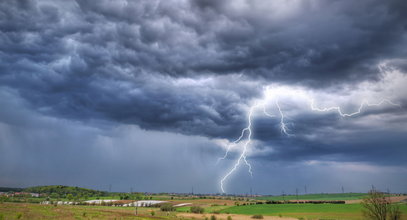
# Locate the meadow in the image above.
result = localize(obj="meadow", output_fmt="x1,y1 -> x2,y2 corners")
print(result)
219,203 -> 407,220
0,202 -> 190,220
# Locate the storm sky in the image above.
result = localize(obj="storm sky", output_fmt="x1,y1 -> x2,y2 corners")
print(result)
1,0 -> 407,194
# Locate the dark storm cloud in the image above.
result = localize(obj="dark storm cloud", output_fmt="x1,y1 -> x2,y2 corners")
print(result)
0,88 -> 225,192
0,0 -> 407,187
1,0 -> 407,138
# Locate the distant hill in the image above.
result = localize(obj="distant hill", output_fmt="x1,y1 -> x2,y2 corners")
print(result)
0,187 -> 24,192
23,185 -> 107,197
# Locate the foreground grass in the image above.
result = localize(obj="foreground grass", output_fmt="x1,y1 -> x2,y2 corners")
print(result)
0,203 -> 192,220
221,203 -> 407,220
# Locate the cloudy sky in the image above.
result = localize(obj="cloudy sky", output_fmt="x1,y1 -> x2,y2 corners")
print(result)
1,0 -> 407,194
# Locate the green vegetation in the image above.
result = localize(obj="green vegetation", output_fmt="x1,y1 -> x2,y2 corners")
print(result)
0,202 -> 194,220
221,203 -> 407,220
0,187 -> 23,192
190,206 -> 205,213
257,192 -> 368,201
24,185 -> 107,198
160,203 -> 176,211
177,205 -> 230,213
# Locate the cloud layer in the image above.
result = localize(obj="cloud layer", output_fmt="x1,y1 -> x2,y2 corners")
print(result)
0,0 -> 406,193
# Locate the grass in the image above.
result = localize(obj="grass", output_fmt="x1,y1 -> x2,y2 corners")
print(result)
0,202 -> 194,220
221,203 -> 407,220
257,193 -> 368,201
177,205 -> 231,213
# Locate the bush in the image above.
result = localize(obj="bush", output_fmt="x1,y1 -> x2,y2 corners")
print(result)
251,214 -> 263,219
190,206 -> 205,214
16,213 -> 23,219
210,215 -> 217,220
160,203 -> 176,211
362,190 -> 401,220
150,211 -> 155,216
227,216 -> 232,220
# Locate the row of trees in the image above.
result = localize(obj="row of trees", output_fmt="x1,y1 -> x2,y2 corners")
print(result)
24,185 -> 107,198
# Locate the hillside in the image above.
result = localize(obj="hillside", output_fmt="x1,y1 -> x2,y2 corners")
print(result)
0,187 -> 24,192
23,185 -> 107,197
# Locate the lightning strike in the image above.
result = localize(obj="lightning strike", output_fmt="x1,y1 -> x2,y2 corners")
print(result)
218,87 -> 400,193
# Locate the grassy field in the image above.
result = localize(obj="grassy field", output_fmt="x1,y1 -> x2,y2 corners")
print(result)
176,205 -> 231,213
0,202 -> 191,220
220,203 -> 407,220
257,193 -> 369,201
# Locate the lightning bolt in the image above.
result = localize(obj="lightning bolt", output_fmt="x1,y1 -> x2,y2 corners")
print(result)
310,99 -> 401,117
218,88 -> 400,193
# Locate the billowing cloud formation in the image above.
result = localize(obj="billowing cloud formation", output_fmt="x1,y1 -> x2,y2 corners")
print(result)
0,0 -> 406,193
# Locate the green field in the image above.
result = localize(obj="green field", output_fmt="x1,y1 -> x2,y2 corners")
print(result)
257,193 -> 368,201
176,205 -> 230,213
220,203 -> 407,220
0,203 -> 189,220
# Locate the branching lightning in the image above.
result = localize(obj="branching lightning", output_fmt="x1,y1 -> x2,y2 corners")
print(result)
310,99 -> 401,117
218,87 -> 400,193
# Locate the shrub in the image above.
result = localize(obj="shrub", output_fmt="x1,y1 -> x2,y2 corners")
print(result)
16,213 -> 23,219
190,206 -> 205,214
362,190 -> 401,220
227,216 -> 232,220
160,203 -> 176,211
251,214 -> 263,219
150,211 -> 155,216
210,215 -> 217,220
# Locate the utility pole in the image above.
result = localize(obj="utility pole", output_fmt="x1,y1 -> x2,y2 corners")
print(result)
296,188 -> 299,203
282,190 -> 285,202
250,187 -> 253,197
304,185 -> 307,194
341,186 -> 344,194
109,184 -> 112,193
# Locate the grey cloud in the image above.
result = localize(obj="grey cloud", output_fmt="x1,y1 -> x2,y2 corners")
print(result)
1,0 -> 407,139
1,0 -> 407,193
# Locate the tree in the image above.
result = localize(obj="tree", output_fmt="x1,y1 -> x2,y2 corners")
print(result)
160,203 -> 176,212
66,194 -> 73,201
362,190 -> 401,220
190,206 -> 205,214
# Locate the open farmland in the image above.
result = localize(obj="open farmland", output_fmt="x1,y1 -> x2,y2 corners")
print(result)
219,203 -> 407,220
257,193 -> 369,201
0,202 -> 185,220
